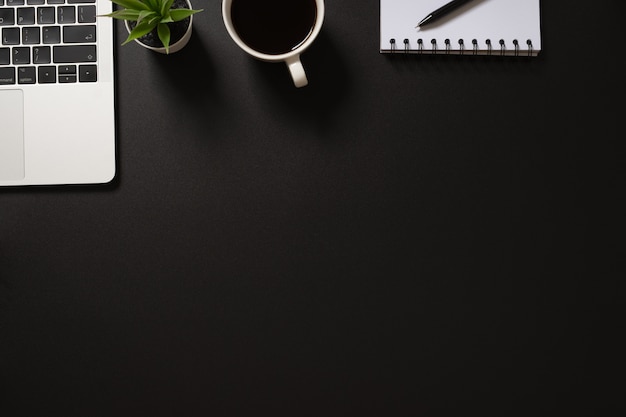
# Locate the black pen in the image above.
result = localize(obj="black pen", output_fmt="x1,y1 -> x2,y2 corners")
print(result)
416,0 -> 476,28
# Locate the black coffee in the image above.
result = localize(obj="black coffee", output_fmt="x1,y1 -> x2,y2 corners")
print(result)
231,0 -> 318,55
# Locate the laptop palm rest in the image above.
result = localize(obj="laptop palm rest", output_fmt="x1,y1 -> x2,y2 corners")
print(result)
0,89 -> 25,181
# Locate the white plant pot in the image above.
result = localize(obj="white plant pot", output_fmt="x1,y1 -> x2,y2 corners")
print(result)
124,0 -> 195,54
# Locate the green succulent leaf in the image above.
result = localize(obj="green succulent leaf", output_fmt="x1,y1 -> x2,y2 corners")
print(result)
160,14 -> 174,24
157,22 -> 171,53
169,8 -> 202,22
137,9 -> 156,24
161,0 -> 175,16
104,9 -> 142,20
147,15 -> 161,26
144,0 -> 161,12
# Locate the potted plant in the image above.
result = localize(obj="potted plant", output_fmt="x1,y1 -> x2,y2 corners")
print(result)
104,0 -> 203,54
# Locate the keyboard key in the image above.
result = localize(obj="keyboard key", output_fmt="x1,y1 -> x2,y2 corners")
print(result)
17,7 -> 35,24
42,25 -> 60,43
57,6 -> 75,24
7,0 -> 26,5
12,46 -> 30,64
0,9 -> 15,26
38,65 -> 55,83
2,27 -> 20,45
63,25 -> 95,43
68,0 -> 95,3
0,46 -> 10,64
27,0 -> 46,4
59,75 -> 76,82
53,44 -> 96,63
77,5 -> 95,23
47,0 -> 65,4
0,66 -> 15,84
22,26 -> 40,44
37,7 -> 55,24
33,45 -> 50,63
79,64 -> 96,82
58,64 -> 75,74
17,66 -> 35,83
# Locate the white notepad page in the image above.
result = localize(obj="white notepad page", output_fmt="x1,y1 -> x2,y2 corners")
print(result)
380,0 -> 542,56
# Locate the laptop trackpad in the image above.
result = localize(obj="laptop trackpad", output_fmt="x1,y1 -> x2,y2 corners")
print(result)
0,90 -> 25,181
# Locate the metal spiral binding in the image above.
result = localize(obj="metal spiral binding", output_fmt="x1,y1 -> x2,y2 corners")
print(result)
387,37 -> 533,56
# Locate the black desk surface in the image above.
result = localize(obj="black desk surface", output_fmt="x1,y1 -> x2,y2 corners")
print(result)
1,1 -> 624,416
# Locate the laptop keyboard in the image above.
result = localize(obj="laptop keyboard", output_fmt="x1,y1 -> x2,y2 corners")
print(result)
0,0 -> 98,85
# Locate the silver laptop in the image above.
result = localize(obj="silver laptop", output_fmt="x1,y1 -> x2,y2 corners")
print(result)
1,0 -> 115,187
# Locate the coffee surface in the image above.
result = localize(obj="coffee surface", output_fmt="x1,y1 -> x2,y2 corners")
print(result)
232,0 -> 317,55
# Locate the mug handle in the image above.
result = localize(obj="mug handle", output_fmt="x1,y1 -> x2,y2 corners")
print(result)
286,55 -> 308,88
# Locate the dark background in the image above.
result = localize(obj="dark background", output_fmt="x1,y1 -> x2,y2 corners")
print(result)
1,1 -> 624,416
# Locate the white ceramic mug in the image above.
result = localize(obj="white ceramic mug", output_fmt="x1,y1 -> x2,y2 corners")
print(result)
222,0 -> 325,88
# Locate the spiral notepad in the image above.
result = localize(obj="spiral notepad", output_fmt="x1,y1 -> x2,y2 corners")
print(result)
380,0 -> 542,56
